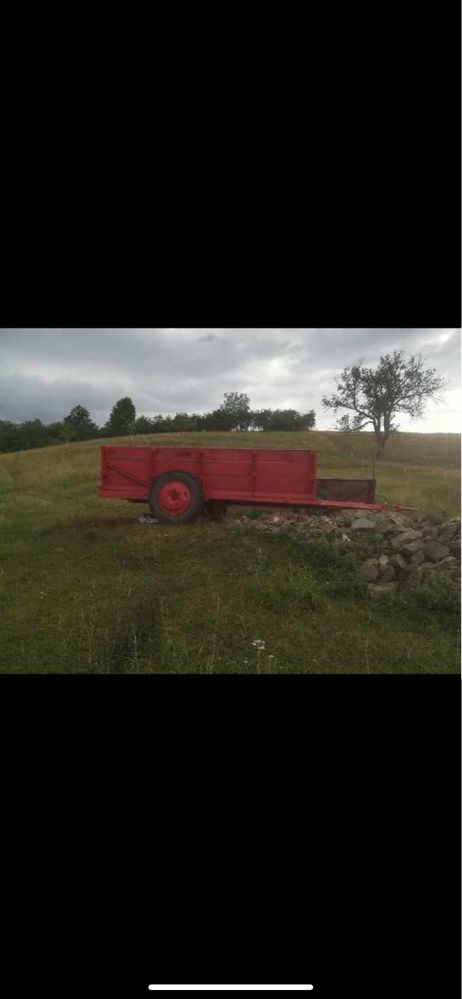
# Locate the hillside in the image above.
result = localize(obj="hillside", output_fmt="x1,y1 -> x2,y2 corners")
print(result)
1,430 -> 460,514
0,431 -> 459,674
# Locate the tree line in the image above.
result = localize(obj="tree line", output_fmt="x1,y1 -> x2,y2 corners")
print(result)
0,351 -> 444,457
0,392 -> 316,454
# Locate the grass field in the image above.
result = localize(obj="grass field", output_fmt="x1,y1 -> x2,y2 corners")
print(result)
0,431 -> 459,674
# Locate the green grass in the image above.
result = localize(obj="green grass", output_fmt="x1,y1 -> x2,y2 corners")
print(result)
0,430 -> 459,673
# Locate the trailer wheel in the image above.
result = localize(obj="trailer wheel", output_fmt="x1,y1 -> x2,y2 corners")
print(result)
149,471 -> 203,524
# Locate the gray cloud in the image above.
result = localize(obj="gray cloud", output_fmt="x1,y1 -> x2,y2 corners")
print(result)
0,328 -> 459,432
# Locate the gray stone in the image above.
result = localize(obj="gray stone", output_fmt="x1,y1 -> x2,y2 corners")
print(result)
436,523 -> 458,544
389,553 -> 411,573
378,555 -> 389,568
390,514 -> 407,525
378,565 -> 396,582
407,567 -> 424,588
319,522 -> 336,534
430,556 -> 460,574
361,560 -> 379,581
449,540 -> 461,557
367,582 -> 399,598
410,548 -> 425,566
390,529 -> 421,550
400,538 -> 425,555
351,518 -> 377,531
375,516 -> 400,534
425,511 -> 445,526
422,526 -> 437,538
386,524 -> 410,536
423,540 -> 450,563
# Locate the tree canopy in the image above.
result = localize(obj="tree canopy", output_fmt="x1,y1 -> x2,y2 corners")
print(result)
322,350 -> 445,457
63,405 -> 98,440
64,405 -> 95,428
105,397 -> 136,436
219,392 -> 252,431
252,408 -> 316,432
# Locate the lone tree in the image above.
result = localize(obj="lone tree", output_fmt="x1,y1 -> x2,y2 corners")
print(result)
322,350 -> 445,458
105,397 -> 136,437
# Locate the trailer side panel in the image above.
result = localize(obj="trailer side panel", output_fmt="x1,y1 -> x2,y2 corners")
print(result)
98,446 -> 318,503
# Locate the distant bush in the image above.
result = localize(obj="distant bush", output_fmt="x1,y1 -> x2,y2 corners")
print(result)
0,418 -> 78,453
251,409 -> 316,432
0,413 -> 101,453
0,421 -> 24,452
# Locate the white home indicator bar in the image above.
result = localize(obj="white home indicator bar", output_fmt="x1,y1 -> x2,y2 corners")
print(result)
148,987 -> 314,992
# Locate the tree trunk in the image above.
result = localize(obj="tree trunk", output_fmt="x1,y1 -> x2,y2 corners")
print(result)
375,432 -> 390,460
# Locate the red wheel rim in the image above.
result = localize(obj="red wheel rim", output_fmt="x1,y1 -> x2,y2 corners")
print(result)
157,480 -> 192,514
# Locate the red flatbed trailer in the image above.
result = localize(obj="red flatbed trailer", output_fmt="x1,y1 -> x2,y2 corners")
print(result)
98,445 -> 413,523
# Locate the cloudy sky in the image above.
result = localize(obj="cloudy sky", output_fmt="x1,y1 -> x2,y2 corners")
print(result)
0,329 -> 459,432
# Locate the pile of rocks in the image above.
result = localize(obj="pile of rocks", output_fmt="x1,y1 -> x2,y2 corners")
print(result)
233,509 -> 359,535
234,507 -> 461,597
359,514 -> 461,597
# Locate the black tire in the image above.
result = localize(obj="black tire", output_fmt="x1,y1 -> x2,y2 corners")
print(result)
149,470 -> 203,524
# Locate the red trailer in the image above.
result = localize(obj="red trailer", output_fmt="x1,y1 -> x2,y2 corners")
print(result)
98,445 -> 411,523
